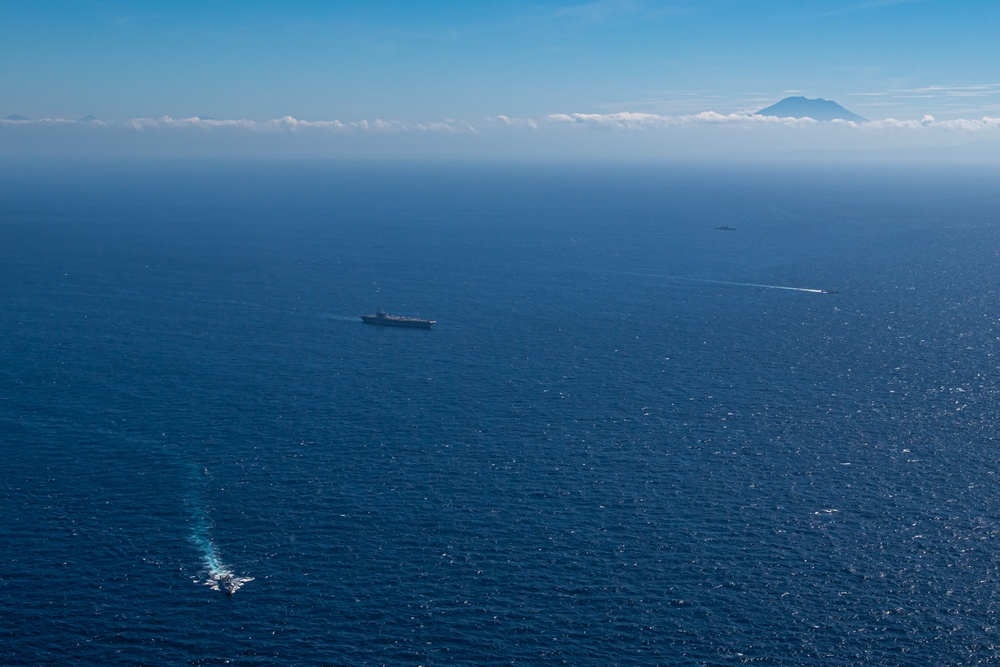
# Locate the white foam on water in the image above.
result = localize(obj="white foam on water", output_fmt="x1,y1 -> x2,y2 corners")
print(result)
186,468 -> 253,595
604,270 -> 830,294
319,313 -> 363,321
704,279 -> 826,294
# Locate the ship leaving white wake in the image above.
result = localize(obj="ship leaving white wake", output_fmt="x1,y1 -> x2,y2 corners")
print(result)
607,270 -> 831,294
686,278 -> 828,293
187,471 -> 253,596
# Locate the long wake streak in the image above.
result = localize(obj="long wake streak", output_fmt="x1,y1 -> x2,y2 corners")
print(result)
681,277 -> 826,293
320,313 -> 362,322
606,270 -> 830,294
186,466 -> 253,596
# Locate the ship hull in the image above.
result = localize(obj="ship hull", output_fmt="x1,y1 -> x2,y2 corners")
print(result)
361,314 -> 434,329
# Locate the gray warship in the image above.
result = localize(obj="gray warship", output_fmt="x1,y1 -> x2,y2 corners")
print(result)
361,306 -> 435,329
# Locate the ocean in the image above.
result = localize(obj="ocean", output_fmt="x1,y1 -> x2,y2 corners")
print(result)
2,160 -> 1000,665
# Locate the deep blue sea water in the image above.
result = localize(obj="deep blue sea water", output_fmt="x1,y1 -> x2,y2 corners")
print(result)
3,160 -> 1000,665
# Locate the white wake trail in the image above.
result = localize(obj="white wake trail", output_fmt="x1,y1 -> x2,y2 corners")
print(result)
187,467 -> 254,596
693,279 -> 827,293
606,270 -> 832,294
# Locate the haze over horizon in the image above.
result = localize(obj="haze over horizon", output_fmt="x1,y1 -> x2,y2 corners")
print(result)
3,1 -> 1000,161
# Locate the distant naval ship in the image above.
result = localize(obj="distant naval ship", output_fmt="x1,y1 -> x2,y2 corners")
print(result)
361,306 -> 435,329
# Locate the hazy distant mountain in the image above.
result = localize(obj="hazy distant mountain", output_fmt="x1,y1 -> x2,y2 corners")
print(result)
5,114 -> 30,121
78,115 -> 100,122
755,97 -> 867,122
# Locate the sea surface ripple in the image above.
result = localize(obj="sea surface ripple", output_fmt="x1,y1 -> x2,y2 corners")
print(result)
2,162 -> 1000,665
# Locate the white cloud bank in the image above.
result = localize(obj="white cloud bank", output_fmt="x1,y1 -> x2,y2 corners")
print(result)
3,111 -> 1000,160
0,115 -> 480,134
546,111 -> 1000,131
548,111 -> 823,127
4,111 -> 1000,132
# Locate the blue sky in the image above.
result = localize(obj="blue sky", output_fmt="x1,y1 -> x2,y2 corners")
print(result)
3,1 -> 1000,159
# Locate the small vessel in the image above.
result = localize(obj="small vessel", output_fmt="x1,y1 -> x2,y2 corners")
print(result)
715,225 -> 736,231
361,306 -> 435,329
218,574 -> 237,596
